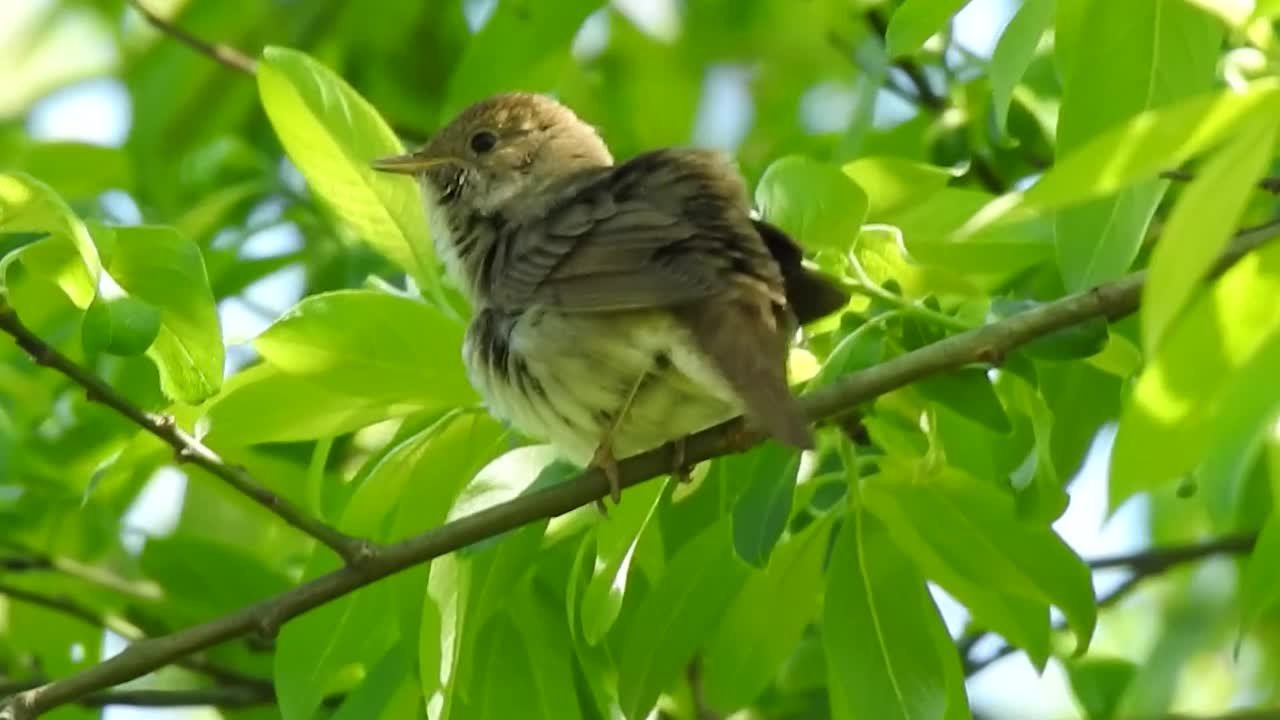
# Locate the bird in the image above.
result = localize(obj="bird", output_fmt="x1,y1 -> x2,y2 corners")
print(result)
372,92 -> 848,504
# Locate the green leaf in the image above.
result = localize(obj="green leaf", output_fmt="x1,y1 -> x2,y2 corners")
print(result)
580,480 -> 664,645
618,517 -> 750,720
425,523 -> 548,719
257,46 -> 432,281
502,586 -> 585,720
140,535 -> 292,623
824,508 -> 970,720
329,646 -> 421,720
455,610 -> 581,720
1111,242 -> 1280,510
275,425 -> 466,720
0,172 -> 100,307
1239,511 -> 1280,640
1025,87 -> 1278,217
204,364 -> 426,446
104,226 -> 223,404
275,413 -> 495,720
1185,0 -> 1255,26
842,157 -> 954,221
729,443 -> 802,567
989,0 -> 1053,136
756,155 -> 868,251
703,516 -> 832,712
81,295 -> 162,356
9,142 -> 131,200
1066,659 -> 1138,720
1142,116 -> 1279,352
887,189 -> 1052,282
1051,0 -> 1223,290
913,368 -> 1011,434
885,0 -> 973,58
863,467 -> 1095,655
441,0 -> 601,117
254,289 -> 472,409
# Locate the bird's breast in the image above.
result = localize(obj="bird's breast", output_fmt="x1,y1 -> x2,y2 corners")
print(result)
463,306 -> 739,465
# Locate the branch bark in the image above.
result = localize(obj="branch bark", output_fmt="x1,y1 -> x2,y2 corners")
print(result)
0,301 -> 370,565
4,219 -> 1277,718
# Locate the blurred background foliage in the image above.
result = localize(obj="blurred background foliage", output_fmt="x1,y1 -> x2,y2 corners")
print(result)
3,0 -> 1280,719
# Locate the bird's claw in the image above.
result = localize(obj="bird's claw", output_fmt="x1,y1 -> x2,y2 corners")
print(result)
591,441 -> 623,508
670,437 -> 694,484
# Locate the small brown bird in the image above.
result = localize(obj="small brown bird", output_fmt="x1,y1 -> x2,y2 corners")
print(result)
373,93 -> 847,503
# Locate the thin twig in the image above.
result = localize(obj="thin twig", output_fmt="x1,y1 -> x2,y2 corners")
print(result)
864,9 -> 944,110
124,0 -> 428,143
1160,169 -> 1280,195
126,0 -> 256,75
0,581 -> 272,692
962,532 -> 1259,676
861,8 -> 1004,192
6,219 -> 1278,719
0,302 -> 370,565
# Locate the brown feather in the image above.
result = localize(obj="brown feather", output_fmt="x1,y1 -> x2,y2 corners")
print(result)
676,292 -> 813,450
753,220 -> 850,324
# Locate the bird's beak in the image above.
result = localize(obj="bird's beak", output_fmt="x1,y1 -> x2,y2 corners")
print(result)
370,152 -> 459,175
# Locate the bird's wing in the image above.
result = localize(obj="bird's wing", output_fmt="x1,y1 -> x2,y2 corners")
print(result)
488,149 -> 787,312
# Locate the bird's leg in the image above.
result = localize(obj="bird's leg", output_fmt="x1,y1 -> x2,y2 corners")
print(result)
591,371 -> 649,508
669,436 -> 694,484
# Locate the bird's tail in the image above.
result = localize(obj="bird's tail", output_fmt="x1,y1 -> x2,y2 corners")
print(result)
678,299 -> 813,450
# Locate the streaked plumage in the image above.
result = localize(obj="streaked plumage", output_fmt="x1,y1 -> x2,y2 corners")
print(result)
373,93 -> 848,499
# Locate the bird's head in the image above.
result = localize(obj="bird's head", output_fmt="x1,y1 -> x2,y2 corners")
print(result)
372,92 -> 613,215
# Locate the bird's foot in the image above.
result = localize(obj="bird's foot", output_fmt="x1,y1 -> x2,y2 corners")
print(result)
590,440 -> 623,512
669,436 -> 694,484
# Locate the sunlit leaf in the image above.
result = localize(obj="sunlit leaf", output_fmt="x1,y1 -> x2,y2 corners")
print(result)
989,0 -> 1053,136
824,509 -> 971,720
1111,242 -> 1280,510
104,225 -> 224,403
885,0 -> 973,57
0,171 -> 100,306
257,46 -> 433,281
1141,115 -> 1278,353
704,516 -> 832,712
757,155 -> 868,251
863,467 -> 1095,655
254,289 -> 471,409
618,517 -> 750,720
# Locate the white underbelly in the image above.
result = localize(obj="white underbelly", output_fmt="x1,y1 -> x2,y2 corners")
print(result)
464,307 -> 739,465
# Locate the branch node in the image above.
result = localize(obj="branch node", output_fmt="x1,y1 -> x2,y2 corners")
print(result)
975,347 -> 1005,366
174,447 -> 198,464
148,413 -> 177,432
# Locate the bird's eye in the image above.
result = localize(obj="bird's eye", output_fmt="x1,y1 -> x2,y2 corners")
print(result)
469,131 -> 498,154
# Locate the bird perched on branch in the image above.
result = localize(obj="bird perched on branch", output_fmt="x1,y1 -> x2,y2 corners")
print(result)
373,92 -> 848,504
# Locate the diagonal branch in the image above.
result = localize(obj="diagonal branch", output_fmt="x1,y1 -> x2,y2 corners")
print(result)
962,532 -> 1259,676
0,303 -> 370,565
125,0 -> 428,143
126,0 -> 256,75
0,580 -> 272,693
5,219 -> 1280,719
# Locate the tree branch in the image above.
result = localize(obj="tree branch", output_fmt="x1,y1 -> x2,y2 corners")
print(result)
962,532 -> 1259,676
126,0 -> 256,75
0,300 -> 371,565
0,679 -> 273,710
0,580 -> 272,693
125,0 -> 428,144
5,220 -> 1280,718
